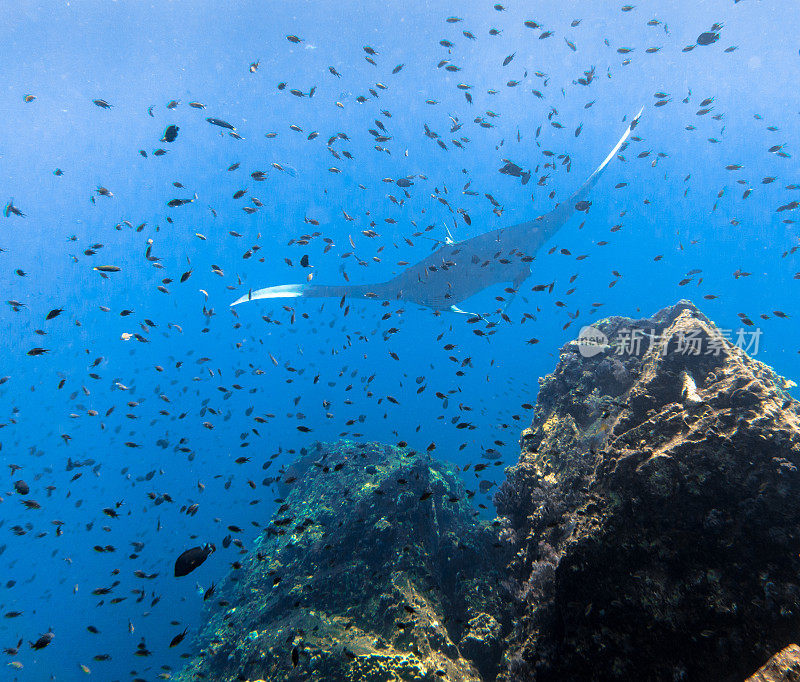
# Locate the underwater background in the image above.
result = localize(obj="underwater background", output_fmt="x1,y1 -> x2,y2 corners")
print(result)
2,0 -> 800,679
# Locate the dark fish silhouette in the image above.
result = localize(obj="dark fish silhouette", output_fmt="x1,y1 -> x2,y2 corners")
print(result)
169,627 -> 188,647
206,117 -> 235,130
4,198 -> 25,218
161,125 -> 179,142
174,543 -> 215,577
232,109 -> 642,313
30,629 -> 54,650
697,31 -> 719,46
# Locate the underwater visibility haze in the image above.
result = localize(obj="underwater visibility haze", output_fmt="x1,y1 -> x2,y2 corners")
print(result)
2,0 -> 800,680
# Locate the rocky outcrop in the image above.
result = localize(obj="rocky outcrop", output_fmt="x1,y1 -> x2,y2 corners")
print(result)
746,644 -> 800,682
176,301 -> 800,682
175,441 -> 507,682
495,300 -> 800,681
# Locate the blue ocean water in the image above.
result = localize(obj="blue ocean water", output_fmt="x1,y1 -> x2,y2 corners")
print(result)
1,0 -> 799,678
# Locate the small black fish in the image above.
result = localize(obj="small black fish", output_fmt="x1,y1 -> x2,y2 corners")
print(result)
174,544 -> 215,577
169,627 -> 188,647
167,194 -> 197,207
697,31 -> 719,46
4,199 -> 25,218
206,117 -> 235,131
30,630 -> 54,650
161,125 -> 179,143
13,480 -> 29,495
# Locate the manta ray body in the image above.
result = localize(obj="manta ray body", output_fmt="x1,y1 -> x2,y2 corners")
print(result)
232,110 -> 642,313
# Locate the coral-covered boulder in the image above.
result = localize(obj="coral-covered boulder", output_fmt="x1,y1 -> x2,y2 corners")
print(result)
175,441 -> 507,682
495,301 -> 800,681
746,644 -> 800,682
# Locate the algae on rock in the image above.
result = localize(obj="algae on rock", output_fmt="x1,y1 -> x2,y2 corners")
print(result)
175,440 -> 507,682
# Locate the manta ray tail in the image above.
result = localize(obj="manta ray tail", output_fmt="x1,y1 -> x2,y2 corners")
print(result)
556,106 -> 645,223
510,107 -> 644,245
508,107 -> 644,249
231,282 -> 377,307
578,106 -> 644,198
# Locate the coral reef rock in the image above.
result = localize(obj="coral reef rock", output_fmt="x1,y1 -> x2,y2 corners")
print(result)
746,644 -> 800,682
495,300 -> 800,681
175,441 -> 507,682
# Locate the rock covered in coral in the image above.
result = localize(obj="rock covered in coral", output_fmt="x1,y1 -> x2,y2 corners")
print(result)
458,612 -> 501,664
173,301 -> 800,682
746,644 -> 800,682
495,300 -> 800,681
175,440 -> 507,682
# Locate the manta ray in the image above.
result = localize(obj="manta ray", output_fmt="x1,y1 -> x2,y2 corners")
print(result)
232,109 -> 642,313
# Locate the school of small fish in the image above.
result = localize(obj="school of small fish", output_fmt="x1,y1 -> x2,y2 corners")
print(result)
1,1 -> 798,680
